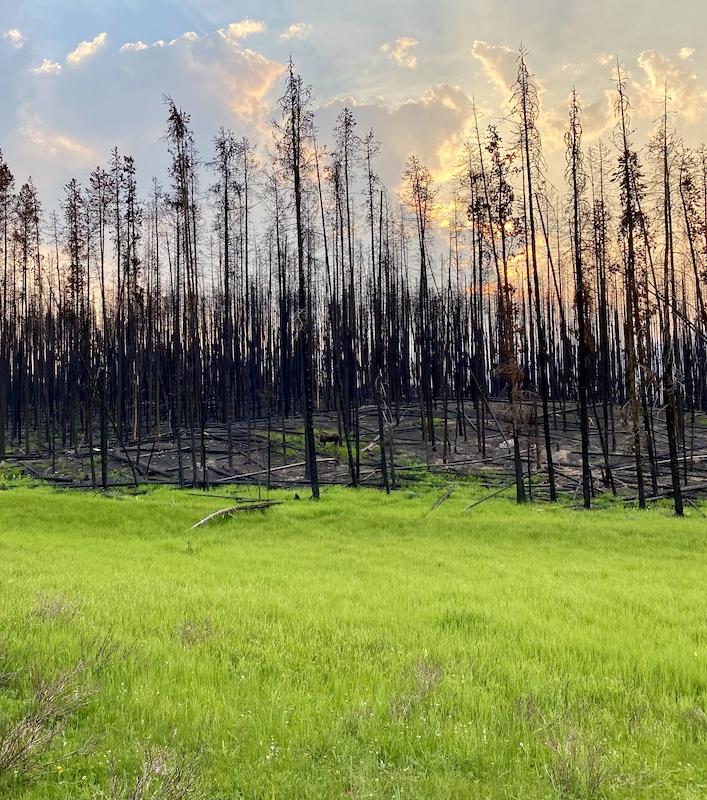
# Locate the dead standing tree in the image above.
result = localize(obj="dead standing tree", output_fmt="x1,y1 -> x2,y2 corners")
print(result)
402,155 -> 438,456
211,128 -> 237,467
514,50 -> 557,501
478,122 -> 527,503
566,90 -> 593,508
654,95 -> 684,515
614,65 -> 647,508
276,62 -> 320,499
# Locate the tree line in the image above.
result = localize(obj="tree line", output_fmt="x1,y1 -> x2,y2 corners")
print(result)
1,54 -> 706,514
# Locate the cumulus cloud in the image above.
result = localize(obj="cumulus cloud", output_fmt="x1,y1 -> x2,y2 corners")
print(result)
111,27 -> 284,124
634,49 -> 707,123
119,41 -> 149,54
168,31 -> 199,46
381,37 -> 419,69
67,32 -> 108,65
470,41 -> 611,152
280,23 -> 313,41
318,84 -> 478,190
218,19 -> 265,42
33,58 -> 62,75
471,40 -> 518,99
3,28 -> 25,49
678,47 -> 695,60
2,22 -> 286,198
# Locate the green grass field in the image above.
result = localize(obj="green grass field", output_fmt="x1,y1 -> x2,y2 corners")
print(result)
1,483 -> 706,798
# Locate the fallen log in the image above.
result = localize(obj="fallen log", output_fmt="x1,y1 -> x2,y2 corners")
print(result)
190,500 -> 283,529
462,480 -> 516,512
214,457 -> 337,483
430,485 -> 455,511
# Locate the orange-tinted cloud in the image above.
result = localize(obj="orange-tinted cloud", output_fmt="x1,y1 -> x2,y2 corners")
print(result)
381,37 -> 419,69
280,23 -> 313,41
66,32 -> 107,65
471,40 -> 518,101
634,49 -> 707,123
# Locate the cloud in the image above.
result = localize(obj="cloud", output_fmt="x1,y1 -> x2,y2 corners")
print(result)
22,126 -> 94,161
580,91 -> 615,138
678,47 -> 695,60
2,22 -> 285,198
66,32 -> 108,65
120,41 -> 149,54
318,84 -> 477,190
381,37 -> 419,69
280,23 -> 313,41
470,42 -> 611,154
168,31 -> 199,46
218,20 -> 266,42
3,28 -> 25,49
540,90 -> 614,152
17,106 -> 95,166
112,27 -> 284,123
471,40 -> 518,100
33,58 -> 62,75
561,63 -> 584,76
634,49 -> 707,123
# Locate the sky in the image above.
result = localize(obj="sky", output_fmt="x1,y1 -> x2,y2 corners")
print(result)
1,0 -> 705,202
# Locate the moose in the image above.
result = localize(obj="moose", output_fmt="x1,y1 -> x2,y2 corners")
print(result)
319,431 -> 342,446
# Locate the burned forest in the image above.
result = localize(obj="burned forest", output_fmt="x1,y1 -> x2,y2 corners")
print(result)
1,55 -> 707,514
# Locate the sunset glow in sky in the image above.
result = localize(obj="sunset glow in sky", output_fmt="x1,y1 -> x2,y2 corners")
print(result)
1,0 -> 705,199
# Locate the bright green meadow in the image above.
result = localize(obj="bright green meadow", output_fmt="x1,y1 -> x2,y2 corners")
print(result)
1,483 -> 706,798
